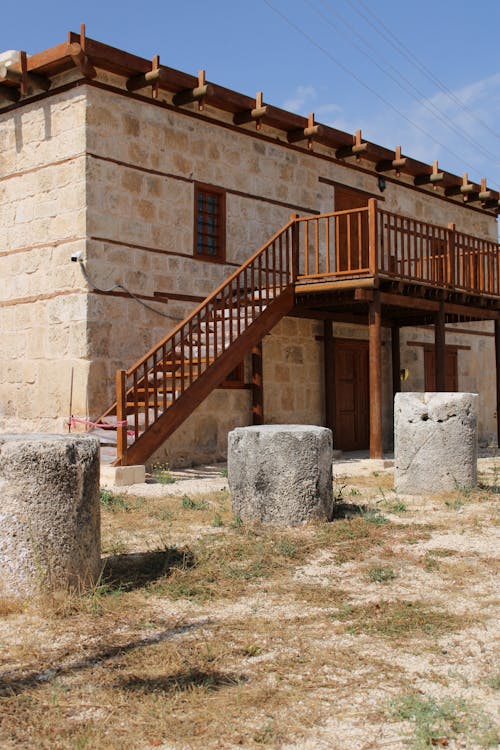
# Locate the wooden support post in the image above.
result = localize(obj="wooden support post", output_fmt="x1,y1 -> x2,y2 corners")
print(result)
414,160 -> 444,187
287,112 -> 322,148
369,292 -> 383,458
445,172 -> 475,198
335,128 -> 368,159
151,54 -> 160,99
290,214 -> 300,281
116,369 -> 128,465
251,343 -> 264,425
323,321 -> 335,432
233,91 -> 267,128
376,145 -> 407,175
172,71 -> 213,109
434,302 -> 446,392
391,325 -> 400,400
447,223 -> 456,287
494,320 -> 500,449
368,198 -> 378,276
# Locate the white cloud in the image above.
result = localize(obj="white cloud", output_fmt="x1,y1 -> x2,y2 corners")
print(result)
282,84 -> 317,113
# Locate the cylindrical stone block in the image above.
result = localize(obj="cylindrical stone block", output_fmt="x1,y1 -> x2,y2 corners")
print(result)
394,392 -> 478,494
0,434 -> 101,596
228,425 -> 333,525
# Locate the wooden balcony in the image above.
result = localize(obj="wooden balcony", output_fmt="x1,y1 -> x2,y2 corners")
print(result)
290,201 -> 500,460
293,200 -> 500,304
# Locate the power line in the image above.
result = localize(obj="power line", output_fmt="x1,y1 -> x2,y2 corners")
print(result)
309,0 -> 500,166
346,0 -> 500,141
262,0 -> 494,182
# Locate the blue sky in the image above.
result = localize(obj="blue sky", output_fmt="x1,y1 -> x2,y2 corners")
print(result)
2,0 -> 499,187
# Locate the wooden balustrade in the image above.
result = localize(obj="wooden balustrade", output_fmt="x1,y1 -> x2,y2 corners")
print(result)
295,206 -> 371,279
295,203 -> 499,297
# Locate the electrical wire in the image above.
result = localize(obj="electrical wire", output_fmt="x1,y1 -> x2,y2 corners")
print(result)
262,0 -> 490,181
307,0 -> 500,167
77,259 -> 182,320
346,0 -> 500,141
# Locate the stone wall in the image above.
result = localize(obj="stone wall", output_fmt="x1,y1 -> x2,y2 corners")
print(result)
0,90 -> 88,433
263,317 -> 324,426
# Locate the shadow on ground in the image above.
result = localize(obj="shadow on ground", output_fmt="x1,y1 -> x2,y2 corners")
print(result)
116,668 -> 246,694
102,547 -> 196,591
0,621 -> 211,698
331,502 -> 369,519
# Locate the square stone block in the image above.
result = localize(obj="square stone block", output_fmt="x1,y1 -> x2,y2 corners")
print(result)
100,464 -> 145,487
228,425 -> 333,525
394,392 -> 478,494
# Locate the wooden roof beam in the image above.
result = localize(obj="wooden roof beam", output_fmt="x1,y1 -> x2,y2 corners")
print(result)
172,70 -> 213,110
376,145 -> 407,175
336,129 -> 368,159
414,160 -> 444,187
444,172 -> 478,200
479,177 -> 495,202
233,91 -> 268,129
126,54 -> 162,96
0,51 -> 50,99
482,190 -> 500,211
287,112 -> 323,149
0,84 -> 20,103
67,42 -> 97,78
0,64 -> 50,92
356,288 -> 440,312
67,25 -> 96,79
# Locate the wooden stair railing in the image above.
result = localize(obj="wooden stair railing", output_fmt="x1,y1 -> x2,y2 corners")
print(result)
95,219 -> 297,466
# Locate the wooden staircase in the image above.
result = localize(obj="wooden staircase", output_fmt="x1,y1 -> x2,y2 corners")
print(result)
91,220 -> 297,466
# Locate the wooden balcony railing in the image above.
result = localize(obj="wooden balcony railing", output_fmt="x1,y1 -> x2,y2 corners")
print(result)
295,200 -> 500,297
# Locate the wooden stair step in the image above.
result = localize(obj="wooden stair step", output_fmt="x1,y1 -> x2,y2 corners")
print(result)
126,402 -> 173,409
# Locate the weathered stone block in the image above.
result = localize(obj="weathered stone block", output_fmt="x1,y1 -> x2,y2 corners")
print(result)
0,434 -> 101,596
394,392 -> 478,494
101,464 -> 145,487
228,425 -> 333,525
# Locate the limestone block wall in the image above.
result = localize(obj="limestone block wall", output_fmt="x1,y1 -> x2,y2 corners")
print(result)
263,317 -> 324,426
147,388 -> 253,468
0,90 -> 88,433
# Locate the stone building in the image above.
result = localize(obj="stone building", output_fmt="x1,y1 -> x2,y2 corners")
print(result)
1,30 -> 499,468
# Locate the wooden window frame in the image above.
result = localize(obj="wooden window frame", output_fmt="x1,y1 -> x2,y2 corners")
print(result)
193,182 -> 226,263
220,361 -> 249,389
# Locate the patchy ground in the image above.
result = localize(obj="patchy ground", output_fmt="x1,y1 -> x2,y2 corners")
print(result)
0,460 -> 499,750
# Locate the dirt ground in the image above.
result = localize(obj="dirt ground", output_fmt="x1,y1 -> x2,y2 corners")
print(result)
0,458 -> 498,750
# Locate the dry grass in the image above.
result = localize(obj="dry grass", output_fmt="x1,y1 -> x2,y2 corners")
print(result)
0,469 -> 498,749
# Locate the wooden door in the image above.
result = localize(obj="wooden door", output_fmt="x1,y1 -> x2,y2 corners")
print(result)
334,338 -> 370,451
424,347 -> 458,391
334,185 -> 369,272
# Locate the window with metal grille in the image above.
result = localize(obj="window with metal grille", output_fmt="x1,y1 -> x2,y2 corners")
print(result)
194,183 -> 226,261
